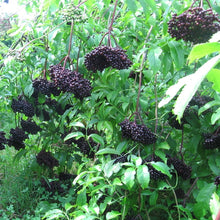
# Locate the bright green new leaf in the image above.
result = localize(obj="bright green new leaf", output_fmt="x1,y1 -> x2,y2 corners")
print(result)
210,192 -> 220,220
76,189 -> 87,206
89,134 -> 105,146
188,42 -> 220,65
206,68 -> 220,93
122,167 -> 136,189
43,209 -> 65,220
148,47 -> 162,73
126,0 -> 137,13
69,121 -> 85,128
137,165 -> 150,189
64,132 -> 84,142
211,107 -> 220,124
106,211 -> 121,220
198,100 -> 220,115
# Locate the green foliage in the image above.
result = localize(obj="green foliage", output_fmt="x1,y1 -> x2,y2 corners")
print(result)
0,0 -> 220,219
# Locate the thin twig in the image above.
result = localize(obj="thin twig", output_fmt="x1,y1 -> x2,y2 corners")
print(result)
182,177 -> 198,207
153,73 -> 158,154
166,179 -> 181,220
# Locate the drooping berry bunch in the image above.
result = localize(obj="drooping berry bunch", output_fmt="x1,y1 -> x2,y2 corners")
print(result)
58,172 -> 76,181
143,155 -> 168,180
167,155 -> 192,180
168,112 -> 186,130
0,131 -> 7,150
36,149 -> 59,169
32,78 -> 61,97
112,153 -> 128,164
168,7 -> 220,44
11,97 -> 35,117
189,95 -> 213,107
119,119 -> 157,145
40,178 -> 64,195
203,132 -> 220,149
49,64 -> 92,99
21,119 -> 42,134
84,46 -> 132,73
214,176 -> 220,187
8,127 -> 29,150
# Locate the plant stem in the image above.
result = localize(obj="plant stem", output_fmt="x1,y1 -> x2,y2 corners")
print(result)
179,128 -> 184,161
166,179 -> 181,220
153,72 -> 158,154
182,177 -> 198,207
135,26 -> 153,120
108,0 -> 118,46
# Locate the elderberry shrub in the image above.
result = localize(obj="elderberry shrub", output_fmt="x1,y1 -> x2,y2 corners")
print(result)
11,98 -> 35,117
203,132 -> 220,149
167,155 -> 191,180
36,149 -> 59,169
49,64 -> 92,100
143,155 -> 167,180
112,153 -> 128,164
0,131 -> 7,150
8,127 -> 28,150
119,119 -> 157,145
21,119 -> 42,134
168,7 -> 220,44
84,46 -> 132,73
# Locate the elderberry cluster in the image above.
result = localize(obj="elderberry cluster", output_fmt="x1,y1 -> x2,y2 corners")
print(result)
11,98 -> 35,117
21,119 -> 42,134
40,178 -> 64,195
189,95 -> 213,107
203,132 -> 220,149
84,46 -> 132,73
119,119 -> 157,145
8,127 -> 29,150
0,131 -> 7,150
49,64 -> 92,100
168,7 -> 220,44
36,149 -> 59,169
143,155 -> 167,180
32,78 -> 61,97
215,176 -> 220,187
167,155 -> 192,180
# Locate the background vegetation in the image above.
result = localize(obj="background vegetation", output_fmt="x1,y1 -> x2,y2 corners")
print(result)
0,0 -> 220,219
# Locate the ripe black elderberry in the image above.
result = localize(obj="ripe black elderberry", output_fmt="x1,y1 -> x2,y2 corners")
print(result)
84,46 -> 132,73
214,176 -> 220,187
36,149 -> 59,169
21,119 -> 42,134
168,7 -> 220,44
8,127 -> 28,150
32,78 -> 61,97
40,178 -> 64,195
11,98 -> 35,117
112,154 -> 128,164
119,119 -> 157,145
167,156 -> 191,180
49,64 -> 92,99
203,132 -> 220,149
0,131 -> 7,150
143,155 -> 167,180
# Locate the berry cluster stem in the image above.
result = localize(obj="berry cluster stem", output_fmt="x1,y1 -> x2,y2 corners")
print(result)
135,26 -> 153,121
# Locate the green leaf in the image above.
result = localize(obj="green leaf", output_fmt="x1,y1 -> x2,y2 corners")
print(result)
69,121 -> 85,128
173,54 -> 220,121
206,68 -> 220,93
168,41 -> 184,70
64,132 -> 84,142
148,47 -> 162,73
150,162 -> 171,178
122,167 -> 136,189
89,134 -> 104,146
211,107 -> 220,124
156,142 -> 170,150
76,189 -> 87,206
188,42 -> 220,65
208,155 -> 220,175
126,0 -> 137,13
106,211 -> 121,220
196,183 -> 215,205
210,192 -> 220,220
24,84 -> 34,97
43,209 -> 65,220
198,100 -> 220,115
149,191 -> 158,206
137,165 -> 150,189
96,148 -> 119,155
